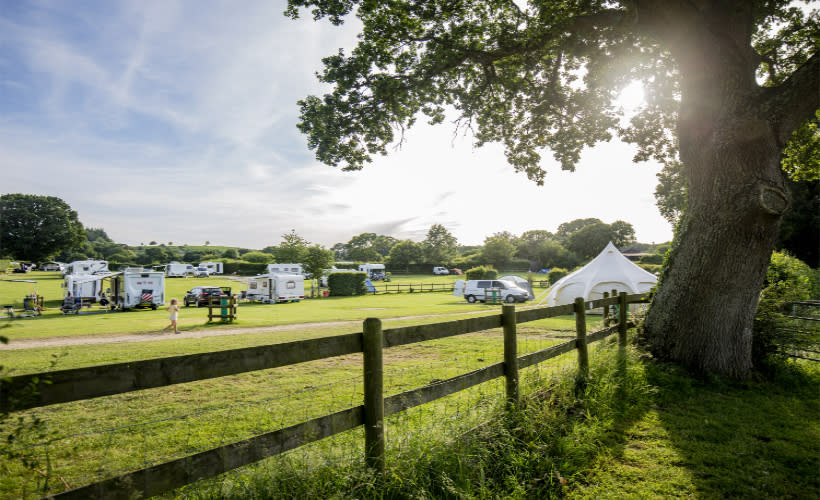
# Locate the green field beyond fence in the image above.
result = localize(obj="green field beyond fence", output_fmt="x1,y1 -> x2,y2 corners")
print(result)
1,292 -> 643,498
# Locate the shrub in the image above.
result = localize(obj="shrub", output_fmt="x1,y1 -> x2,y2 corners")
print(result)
638,253 -> 665,265
328,272 -> 368,296
753,251 -> 817,367
547,268 -> 568,283
222,262 -> 267,275
465,266 -> 498,280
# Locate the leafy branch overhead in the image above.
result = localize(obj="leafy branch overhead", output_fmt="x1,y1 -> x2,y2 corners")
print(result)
286,1 -> 818,184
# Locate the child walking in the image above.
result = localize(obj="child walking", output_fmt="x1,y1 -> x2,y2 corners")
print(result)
163,298 -> 180,334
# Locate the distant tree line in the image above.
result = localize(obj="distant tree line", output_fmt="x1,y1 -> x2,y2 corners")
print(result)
4,192 -> 813,282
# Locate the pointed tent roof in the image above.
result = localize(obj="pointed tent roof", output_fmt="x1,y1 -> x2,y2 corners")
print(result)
545,242 -> 658,306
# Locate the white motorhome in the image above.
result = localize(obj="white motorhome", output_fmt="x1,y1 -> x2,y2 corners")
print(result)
65,260 -> 109,275
358,263 -> 386,280
266,263 -> 303,275
166,262 -> 194,277
199,262 -> 223,275
453,279 -> 530,304
62,273 -> 110,304
244,273 -> 304,304
40,262 -> 64,272
109,270 -> 165,310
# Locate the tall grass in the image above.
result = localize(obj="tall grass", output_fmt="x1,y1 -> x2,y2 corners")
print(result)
176,339 -> 819,499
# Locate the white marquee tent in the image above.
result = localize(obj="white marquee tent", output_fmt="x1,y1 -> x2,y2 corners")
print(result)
545,242 -> 658,306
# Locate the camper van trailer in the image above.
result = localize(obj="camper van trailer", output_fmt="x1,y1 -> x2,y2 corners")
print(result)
199,262 -> 223,275
40,262 -> 64,272
65,260 -> 109,275
110,270 -> 165,310
358,263 -> 386,280
265,263 -> 303,275
166,262 -> 194,277
244,273 -> 304,304
63,273 -> 109,304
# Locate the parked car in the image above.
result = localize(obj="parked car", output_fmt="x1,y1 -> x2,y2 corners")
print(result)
433,266 -> 449,275
193,266 -> 210,277
184,286 -> 227,307
455,279 -> 530,304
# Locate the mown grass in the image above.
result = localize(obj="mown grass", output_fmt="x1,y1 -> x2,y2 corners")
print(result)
0,317 -> 580,497
0,273 -> 540,340
171,341 -> 819,500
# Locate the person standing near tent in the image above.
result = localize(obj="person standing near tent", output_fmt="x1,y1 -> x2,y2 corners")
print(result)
162,298 -> 180,334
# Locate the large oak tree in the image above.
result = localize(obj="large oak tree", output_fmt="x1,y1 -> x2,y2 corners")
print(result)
287,0 -> 819,378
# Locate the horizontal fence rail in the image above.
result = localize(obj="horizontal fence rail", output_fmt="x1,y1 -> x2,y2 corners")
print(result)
1,293 -> 648,499
777,301 -> 820,362
373,283 -> 454,293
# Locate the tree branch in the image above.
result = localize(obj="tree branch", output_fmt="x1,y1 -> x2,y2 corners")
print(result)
764,51 -> 820,147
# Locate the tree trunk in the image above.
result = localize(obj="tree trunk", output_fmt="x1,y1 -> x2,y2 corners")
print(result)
642,140 -> 787,379
642,5 -> 790,379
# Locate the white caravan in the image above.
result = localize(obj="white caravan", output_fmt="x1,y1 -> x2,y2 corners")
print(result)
266,263 -> 303,275
244,273 -> 304,304
199,262 -> 224,275
109,269 -> 165,310
166,262 -> 194,277
40,261 -> 64,272
65,260 -> 109,275
358,263 -> 386,280
62,273 -> 111,304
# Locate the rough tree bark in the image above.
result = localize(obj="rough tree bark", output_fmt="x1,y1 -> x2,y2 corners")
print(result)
641,3 -> 819,378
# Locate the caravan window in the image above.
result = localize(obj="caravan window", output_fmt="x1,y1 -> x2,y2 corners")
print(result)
262,281 -> 268,288
249,282 -> 257,290
287,280 -> 296,289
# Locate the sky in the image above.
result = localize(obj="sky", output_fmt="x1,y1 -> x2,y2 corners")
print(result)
0,0 -> 674,249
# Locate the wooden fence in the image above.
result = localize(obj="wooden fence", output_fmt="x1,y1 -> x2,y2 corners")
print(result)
305,280 -> 552,296
0,292 -> 646,499
371,282 -> 454,293
779,300 -> 820,362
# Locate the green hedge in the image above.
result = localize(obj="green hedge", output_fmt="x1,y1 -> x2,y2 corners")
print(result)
638,253 -> 665,265
465,266 -> 499,280
222,262 -> 268,275
328,272 -> 368,296
547,268 -> 569,283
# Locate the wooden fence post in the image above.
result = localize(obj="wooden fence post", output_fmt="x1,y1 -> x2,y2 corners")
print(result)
363,318 -> 385,472
502,304 -> 519,407
602,291 -> 610,326
618,292 -> 628,347
574,297 -> 589,383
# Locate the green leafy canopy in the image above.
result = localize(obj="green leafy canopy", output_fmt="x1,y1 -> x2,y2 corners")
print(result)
286,1 -> 818,184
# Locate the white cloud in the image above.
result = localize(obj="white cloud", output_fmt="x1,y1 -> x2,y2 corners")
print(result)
0,1 -> 673,251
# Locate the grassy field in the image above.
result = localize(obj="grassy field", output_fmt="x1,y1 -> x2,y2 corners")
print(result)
1,303 -> 816,498
0,272 -> 543,341
7,270 -> 812,499
0,313 -> 582,498
175,348 -> 820,500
